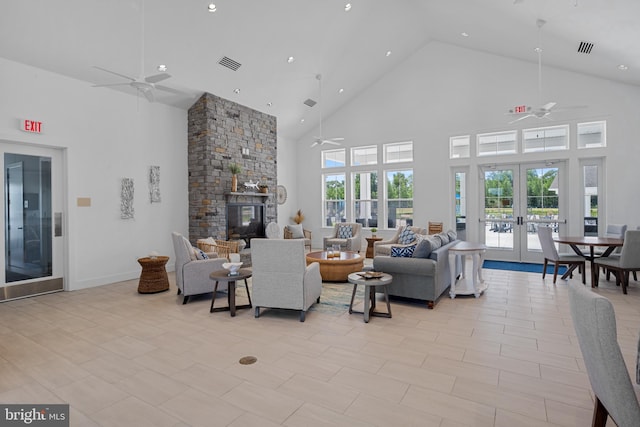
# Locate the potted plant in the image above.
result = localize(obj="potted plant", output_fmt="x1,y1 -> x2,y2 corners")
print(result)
229,163 -> 242,192
371,227 -> 377,237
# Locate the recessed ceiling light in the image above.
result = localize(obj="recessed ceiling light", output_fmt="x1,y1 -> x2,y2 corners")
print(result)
233,88 -> 240,94
618,64 -> 628,70
266,102 -> 273,107
287,56 -> 295,63
345,3 -> 352,12
385,50 -> 392,57
338,88 -> 344,94
300,118 -> 305,124
157,64 -> 167,72
461,32 -> 469,37
208,3 -> 217,13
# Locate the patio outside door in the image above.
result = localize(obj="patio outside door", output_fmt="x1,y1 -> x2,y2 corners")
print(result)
480,162 -> 566,263
1,142 -> 65,301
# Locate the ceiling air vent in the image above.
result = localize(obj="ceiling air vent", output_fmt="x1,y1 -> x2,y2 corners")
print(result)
218,56 -> 242,71
304,98 -> 317,107
577,41 -> 594,54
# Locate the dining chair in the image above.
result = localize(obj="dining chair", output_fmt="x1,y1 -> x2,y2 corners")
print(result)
568,282 -> 640,427
537,226 -> 585,284
428,221 -> 443,235
594,230 -> 640,294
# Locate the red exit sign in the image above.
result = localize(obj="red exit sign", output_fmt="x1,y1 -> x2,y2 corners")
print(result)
514,105 -> 527,114
21,119 -> 43,133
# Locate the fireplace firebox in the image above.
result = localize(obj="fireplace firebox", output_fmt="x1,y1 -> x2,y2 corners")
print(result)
226,203 -> 265,248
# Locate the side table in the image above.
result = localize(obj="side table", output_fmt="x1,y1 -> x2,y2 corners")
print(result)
347,272 -> 393,323
448,242 -> 488,299
137,256 -> 170,294
365,237 -> 383,258
209,269 -> 252,317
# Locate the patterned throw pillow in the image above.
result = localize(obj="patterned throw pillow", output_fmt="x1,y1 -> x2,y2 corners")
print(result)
398,226 -> 416,245
391,244 -> 416,257
195,249 -> 209,260
337,224 -> 353,239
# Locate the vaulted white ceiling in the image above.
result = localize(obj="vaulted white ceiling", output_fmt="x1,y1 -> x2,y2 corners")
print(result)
1,0 -> 638,140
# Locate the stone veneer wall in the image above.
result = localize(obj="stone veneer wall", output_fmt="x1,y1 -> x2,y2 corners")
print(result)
187,93 -> 277,242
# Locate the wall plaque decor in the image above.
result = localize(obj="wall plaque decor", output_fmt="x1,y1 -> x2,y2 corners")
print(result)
149,165 -> 161,203
121,178 -> 135,219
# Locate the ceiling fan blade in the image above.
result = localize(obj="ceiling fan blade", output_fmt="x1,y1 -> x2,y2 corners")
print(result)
509,114 -> 534,124
145,73 -> 171,84
310,141 -> 319,148
323,140 -> 341,146
327,137 -> 344,142
155,84 -> 182,94
540,102 -> 557,111
92,83 -> 131,88
93,66 -> 135,82
141,89 -> 155,102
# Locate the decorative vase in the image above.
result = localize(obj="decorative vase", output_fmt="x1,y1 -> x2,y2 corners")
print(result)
231,174 -> 238,192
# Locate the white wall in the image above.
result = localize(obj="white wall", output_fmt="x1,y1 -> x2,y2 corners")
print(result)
0,57 -> 188,290
295,41 -> 640,245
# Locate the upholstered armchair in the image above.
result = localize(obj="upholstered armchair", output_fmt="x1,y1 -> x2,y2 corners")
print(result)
251,239 -> 322,322
284,224 -> 312,251
171,232 -> 226,304
373,225 -> 427,256
323,222 -> 362,253
568,282 -> 640,426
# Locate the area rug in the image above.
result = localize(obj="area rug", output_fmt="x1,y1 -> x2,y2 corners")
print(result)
309,282 -> 364,316
482,260 -> 566,275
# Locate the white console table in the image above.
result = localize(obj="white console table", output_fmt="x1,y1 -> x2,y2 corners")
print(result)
449,241 -> 488,299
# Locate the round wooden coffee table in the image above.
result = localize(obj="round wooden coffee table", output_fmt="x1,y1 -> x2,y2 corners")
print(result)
305,251 -> 364,282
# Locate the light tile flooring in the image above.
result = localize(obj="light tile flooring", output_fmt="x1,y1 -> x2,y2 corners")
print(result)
1,265 -> 639,426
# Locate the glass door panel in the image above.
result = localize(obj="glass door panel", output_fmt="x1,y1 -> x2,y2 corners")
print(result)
1,142 -> 64,301
480,162 -> 565,263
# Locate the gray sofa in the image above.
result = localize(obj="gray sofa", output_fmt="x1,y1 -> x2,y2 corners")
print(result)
373,238 -> 462,309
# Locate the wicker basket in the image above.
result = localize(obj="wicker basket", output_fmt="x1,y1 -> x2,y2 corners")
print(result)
196,239 -> 240,260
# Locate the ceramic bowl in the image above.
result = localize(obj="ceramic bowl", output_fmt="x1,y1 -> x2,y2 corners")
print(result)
222,262 -> 243,274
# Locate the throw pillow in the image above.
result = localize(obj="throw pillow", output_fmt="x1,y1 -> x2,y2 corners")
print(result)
337,224 -> 353,239
447,229 -> 458,242
195,249 -> 209,260
412,238 -> 432,258
183,237 -> 197,261
437,232 -> 450,244
398,226 -> 416,245
287,224 -> 305,239
391,244 -> 416,258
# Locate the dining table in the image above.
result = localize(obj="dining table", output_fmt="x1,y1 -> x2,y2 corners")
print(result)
553,236 -> 624,287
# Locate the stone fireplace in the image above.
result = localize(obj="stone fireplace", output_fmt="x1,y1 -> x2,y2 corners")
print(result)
187,93 -> 277,244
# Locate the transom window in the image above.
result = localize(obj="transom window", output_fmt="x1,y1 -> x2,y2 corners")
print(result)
477,131 -> 517,156
351,146 -> 377,166
522,125 -> 568,153
577,121 -> 606,149
450,135 -> 470,159
322,149 -> 346,168
384,142 -> 413,163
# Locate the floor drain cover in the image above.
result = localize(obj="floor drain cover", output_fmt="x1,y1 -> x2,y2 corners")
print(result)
239,356 -> 257,365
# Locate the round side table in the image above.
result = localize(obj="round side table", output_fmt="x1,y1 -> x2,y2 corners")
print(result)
209,268 -> 252,317
137,256 -> 170,294
347,272 -> 393,323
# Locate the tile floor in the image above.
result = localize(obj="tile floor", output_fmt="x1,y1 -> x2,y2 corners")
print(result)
1,265 -> 639,426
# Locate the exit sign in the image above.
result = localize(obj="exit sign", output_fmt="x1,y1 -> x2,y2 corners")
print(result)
21,119 -> 43,133
514,105 -> 527,114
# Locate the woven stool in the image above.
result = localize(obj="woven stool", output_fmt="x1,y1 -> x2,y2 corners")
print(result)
137,256 -> 170,294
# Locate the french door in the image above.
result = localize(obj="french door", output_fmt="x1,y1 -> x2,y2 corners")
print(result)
480,161 -> 566,262
1,142 -> 65,301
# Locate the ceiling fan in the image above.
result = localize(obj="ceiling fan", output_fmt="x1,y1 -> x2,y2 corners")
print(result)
92,0 -> 180,102
506,19 -> 585,124
310,74 -> 344,147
